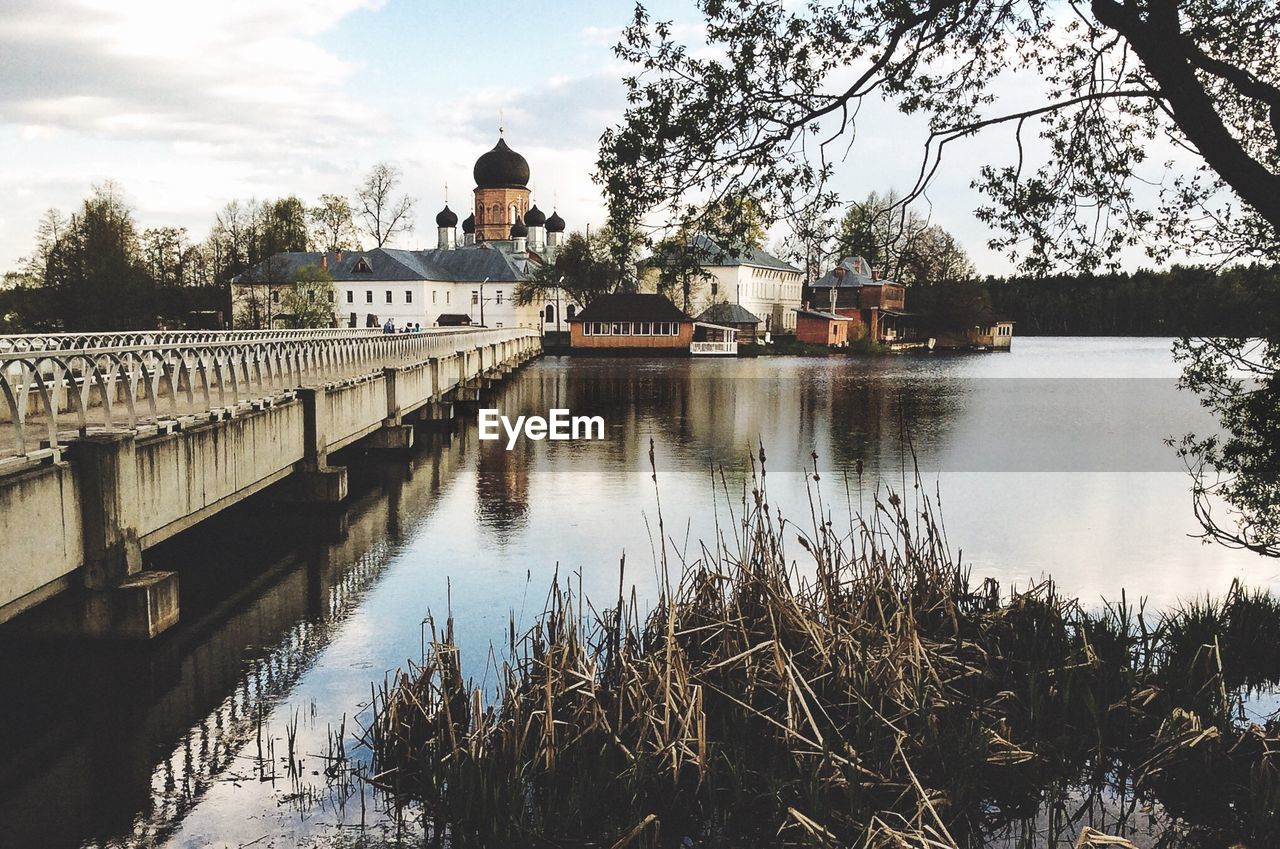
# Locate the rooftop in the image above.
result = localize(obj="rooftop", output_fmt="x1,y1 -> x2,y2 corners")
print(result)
231,245 -> 531,285
811,256 -> 880,289
689,234 -> 802,274
695,302 -> 762,325
796,308 -> 853,321
570,293 -> 690,323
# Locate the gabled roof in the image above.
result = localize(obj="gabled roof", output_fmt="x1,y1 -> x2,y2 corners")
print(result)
570,293 -> 690,323
695,302 -> 761,325
811,256 -> 880,289
690,234 -> 801,274
231,245 -> 530,285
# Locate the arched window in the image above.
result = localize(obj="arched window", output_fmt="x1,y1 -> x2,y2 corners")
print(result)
476,206 -> 484,224
566,304 -> 576,319
544,304 -> 555,323
490,204 -> 500,224
510,204 -> 518,224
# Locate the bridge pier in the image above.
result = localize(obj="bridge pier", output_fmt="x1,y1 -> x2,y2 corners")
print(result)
288,387 -> 349,504
366,366 -> 415,451
21,434 -> 181,640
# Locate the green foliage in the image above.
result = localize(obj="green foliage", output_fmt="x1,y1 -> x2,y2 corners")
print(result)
834,191 -> 974,285
647,236 -> 715,312
598,0 -> 1280,273
310,193 -> 358,252
283,264 -> 336,328
1174,332 -> 1280,557
516,228 -> 638,309
42,182 -> 155,330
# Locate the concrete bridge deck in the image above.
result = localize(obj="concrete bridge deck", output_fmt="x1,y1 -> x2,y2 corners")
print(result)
0,327 -> 541,637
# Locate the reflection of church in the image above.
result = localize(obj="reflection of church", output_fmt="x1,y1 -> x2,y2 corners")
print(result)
231,130 -> 579,331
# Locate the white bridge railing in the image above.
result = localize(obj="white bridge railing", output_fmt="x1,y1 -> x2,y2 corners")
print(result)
690,341 -> 738,355
0,328 -> 388,354
0,327 -> 535,463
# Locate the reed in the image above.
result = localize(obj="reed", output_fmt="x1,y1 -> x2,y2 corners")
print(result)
364,449 -> 1280,848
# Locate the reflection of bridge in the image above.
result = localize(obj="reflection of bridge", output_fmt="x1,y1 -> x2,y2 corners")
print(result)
0,328 -> 540,636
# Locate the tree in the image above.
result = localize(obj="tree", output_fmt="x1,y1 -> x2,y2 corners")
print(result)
140,226 -> 192,287
647,236 -> 715,312
832,191 -> 973,285
262,196 -> 310,256
599,2 -> 1280,272
283,264 -> 336,328
44,182 -> 153,330
697,191 -> 769,252
310,194 -> 358,252
515,231 -> 620,309
22,207 -> 68,283
356,162 -> 415,248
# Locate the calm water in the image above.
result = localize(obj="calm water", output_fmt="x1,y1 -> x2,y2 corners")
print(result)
1,338 -> 1276,848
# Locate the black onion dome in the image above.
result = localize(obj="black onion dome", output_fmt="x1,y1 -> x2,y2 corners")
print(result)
523,204 -> 546,227
510,217 -> 529,238
435,204 -> 458,227
545,210 -> 565,233
473,137 -> 530,189
462,213 -> 475,234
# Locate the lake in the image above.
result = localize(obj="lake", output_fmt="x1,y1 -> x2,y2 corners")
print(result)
1,337 -> 1275,848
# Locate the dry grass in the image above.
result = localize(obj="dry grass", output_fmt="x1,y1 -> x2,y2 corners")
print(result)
363,446 -> 1280,848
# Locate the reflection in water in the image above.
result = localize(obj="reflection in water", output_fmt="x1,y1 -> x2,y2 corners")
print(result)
0,341 -> 1272,848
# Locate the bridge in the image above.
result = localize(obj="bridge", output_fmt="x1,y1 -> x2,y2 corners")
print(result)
0,327 -> 540,638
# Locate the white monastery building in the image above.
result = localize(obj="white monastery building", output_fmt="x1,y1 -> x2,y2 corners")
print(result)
231,132 -> 577,331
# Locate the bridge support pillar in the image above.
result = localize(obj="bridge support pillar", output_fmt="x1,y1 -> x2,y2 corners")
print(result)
369,422 -> 415,450
414,401 -> 455,430
41,433 -> 182,640
288,386 -> 348,503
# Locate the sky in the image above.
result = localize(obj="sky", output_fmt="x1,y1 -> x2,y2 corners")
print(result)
0,0 -> 1133,276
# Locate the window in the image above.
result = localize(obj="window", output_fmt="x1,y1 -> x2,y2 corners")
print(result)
349,312 -> 357,327
354,258 -> 372,273
346,290 -> 353,303
496,291 -> 503,305
271,290 -> 280,304
385,290 -> 392,304
671,322 -> 680,336
365,291 -> 373,304
639,322 -> 650,335
406,290 -> 413,303
612,322 -> 626,335
472,291 -> 479,305
307,290 -> 316,301
446,291 -> 450,303
593,321 -> 607,335
545,305 -> 554,323
583,322 -> 592,335
327,291 -> 333,303
432,290 -> 437,304
711,281 -> 718,296
566,304 -> 576,319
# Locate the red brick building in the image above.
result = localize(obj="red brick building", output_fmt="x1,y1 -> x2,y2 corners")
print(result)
795,309 -> 853,346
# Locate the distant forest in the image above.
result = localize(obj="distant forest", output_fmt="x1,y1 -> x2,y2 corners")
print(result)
908,263 -> 1278,337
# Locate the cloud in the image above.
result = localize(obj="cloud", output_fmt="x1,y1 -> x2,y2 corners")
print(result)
0,0 -> 382,144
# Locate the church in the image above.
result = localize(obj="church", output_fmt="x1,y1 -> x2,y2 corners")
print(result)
230,132 -> 577,331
